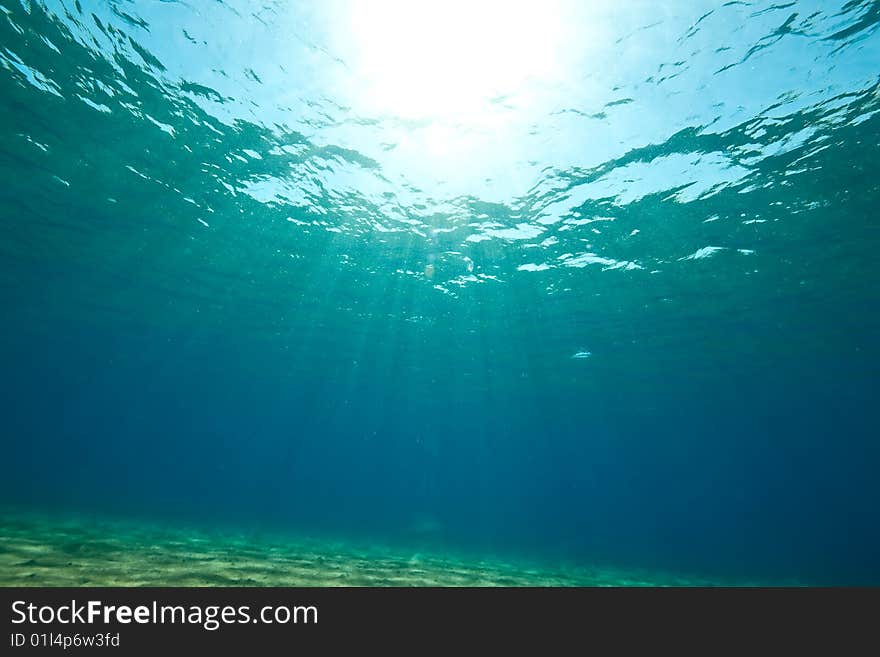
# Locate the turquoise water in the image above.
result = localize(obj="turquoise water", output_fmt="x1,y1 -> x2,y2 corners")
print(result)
1,1 -> 878,585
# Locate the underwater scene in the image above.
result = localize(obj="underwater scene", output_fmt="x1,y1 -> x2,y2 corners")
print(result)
1,0 -> 878,587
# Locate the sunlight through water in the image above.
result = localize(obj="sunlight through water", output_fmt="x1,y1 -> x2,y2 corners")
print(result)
344,0 -> 569,121
1,0 -> 879,585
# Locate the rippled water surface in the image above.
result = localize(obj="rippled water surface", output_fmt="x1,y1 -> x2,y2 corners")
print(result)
1,1 -> 879,584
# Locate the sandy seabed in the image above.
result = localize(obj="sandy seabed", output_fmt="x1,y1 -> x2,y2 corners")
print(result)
0,510 -> 730,587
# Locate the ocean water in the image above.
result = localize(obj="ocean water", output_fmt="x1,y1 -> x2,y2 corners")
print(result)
1,0 -> 878,586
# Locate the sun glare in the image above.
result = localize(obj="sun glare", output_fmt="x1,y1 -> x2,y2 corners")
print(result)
346,0 -> 566,122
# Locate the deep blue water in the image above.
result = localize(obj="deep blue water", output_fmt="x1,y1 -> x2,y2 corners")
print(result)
1,0 -> 879,584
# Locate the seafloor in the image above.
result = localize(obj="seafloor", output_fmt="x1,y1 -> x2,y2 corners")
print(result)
0,509 -> 734,586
